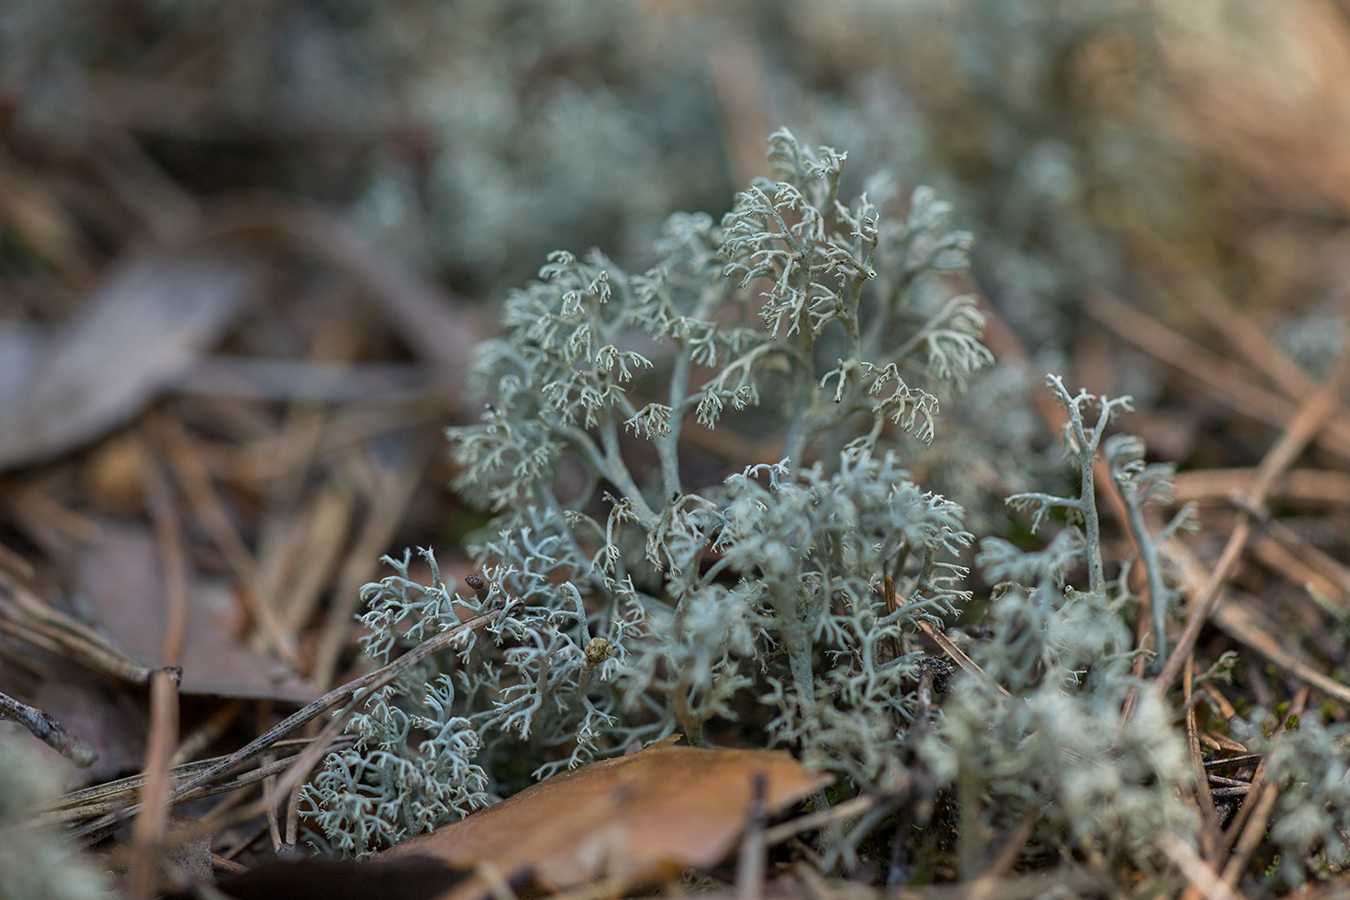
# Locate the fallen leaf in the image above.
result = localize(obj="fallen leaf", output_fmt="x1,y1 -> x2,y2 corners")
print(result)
0,249 -> 255,470
76,522 -> 315,701
379,736 -> 829,896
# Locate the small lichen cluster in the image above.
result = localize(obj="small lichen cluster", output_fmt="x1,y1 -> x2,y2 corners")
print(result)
301,553 -> 492,855
302,129 -> 1350,894
1239,713 -> 1350,888
920,378 -> 1198,879
304,128 -> 991,852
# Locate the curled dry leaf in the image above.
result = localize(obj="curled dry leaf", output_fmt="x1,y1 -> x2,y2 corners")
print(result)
379,736 -> 829,896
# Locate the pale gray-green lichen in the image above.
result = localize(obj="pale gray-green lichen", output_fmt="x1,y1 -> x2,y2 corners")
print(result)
0,737 -> 108,900
302,132 -> 1350,898
303,129 -> 989,855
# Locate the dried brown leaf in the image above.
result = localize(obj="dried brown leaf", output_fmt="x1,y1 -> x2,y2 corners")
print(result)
77,523 -> 314,701
381,736 -> 829,896
0,249 -> 255,470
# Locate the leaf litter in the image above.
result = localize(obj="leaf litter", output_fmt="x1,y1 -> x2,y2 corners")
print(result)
380,736 -> 829,898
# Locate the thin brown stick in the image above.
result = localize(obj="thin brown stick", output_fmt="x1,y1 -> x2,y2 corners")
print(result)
74,600 -> 506,846
126,441 -> 191,899
762,795 -> 876,846
176,602 -> 504,801
151,414 -> 300,667
883,574 -> 904,662
211,854 -> 248,875
172,698 -> 246,767
126,669 -> 181,900
735,772 -> 768,900
311,439 -> 433,689
1120,589 -> 1152,724
1160,837 -> 1249,900
1173,468 -> 1350,507
1140,250 -> 1316,402
277,487 -> 353,633
0,571 -> 155,684
259,322 -> 356,640
891,567 -> 1011,699
1214,688 -> 1308,877
0,541 -> 36,580
1160,530 -> 1350,706
0,691 -> 97,767
1248,539 -> 1343,611
915,619 -> 1012,700
1155,341 -> 1350,693
1234,495 -> 1350,605
1201,684 -> 1239,722
204,691 -> 361,835
263,752 -> 283,852
4,479 -> 102,543
143,437 -> 189,669
43,740 -> 323,822
1186,657 -> 1222,861
285,777 -> 302,847
1087,291 -> 1350,461
705,22 -> 772,188
184,196 -> 481,412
